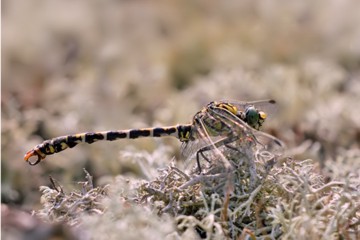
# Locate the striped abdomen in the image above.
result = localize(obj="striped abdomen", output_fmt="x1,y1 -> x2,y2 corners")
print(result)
24,125 -> 192,165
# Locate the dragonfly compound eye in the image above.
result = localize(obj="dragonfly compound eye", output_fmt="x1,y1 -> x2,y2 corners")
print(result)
245,106 -> 260,129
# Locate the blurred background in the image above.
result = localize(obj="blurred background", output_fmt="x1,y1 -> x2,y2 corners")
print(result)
2,0 -> 360,224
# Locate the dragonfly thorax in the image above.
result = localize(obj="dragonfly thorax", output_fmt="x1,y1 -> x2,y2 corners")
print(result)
215,102 -> 238,115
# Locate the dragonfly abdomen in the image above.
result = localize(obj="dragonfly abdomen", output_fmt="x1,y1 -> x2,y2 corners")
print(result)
24,124 -> 193,165
106,125 -> 192,140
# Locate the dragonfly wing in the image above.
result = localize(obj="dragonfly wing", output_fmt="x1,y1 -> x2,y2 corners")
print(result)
252,131 -> 285,156
180,133 -> 224,160
222,99 -> 278,118
206,104 -> 284,156
180,113 -> 234,172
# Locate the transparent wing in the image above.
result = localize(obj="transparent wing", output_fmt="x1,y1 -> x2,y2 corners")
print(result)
205,104 -> 285,156
220,99 -> 278,118
180,111 -> 237,172
213,99 -> 284,152
180,100 -> 284,173
252,131 -> 285,156
180,125 -> 227,159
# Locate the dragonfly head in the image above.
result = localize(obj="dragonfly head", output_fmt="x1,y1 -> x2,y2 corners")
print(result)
241,106 -> 267,130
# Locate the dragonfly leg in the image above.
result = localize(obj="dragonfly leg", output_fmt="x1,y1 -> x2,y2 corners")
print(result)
195,135 -> 240,173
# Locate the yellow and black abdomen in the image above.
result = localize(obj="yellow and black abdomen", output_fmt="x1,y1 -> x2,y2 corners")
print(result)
24,124 -> 193,165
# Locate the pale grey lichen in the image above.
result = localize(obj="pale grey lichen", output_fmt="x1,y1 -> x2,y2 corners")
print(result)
35,141 -> 359,239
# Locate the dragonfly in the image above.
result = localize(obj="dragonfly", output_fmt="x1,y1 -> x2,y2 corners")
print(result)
24,99 -> 284,172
